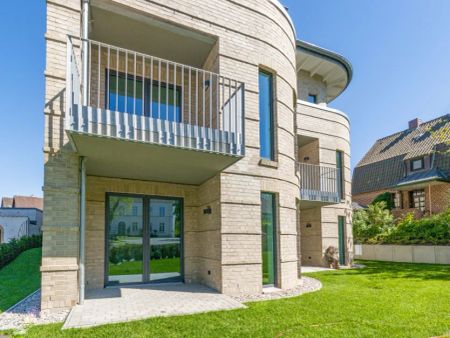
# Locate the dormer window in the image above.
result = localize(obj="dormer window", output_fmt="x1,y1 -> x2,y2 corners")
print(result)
307,94 -> 317,104
410,157 -> 425,171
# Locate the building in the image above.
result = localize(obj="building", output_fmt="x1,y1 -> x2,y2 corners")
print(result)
0,196 -> 43,243
353,115 -> 450,218
42,0 -> 353,310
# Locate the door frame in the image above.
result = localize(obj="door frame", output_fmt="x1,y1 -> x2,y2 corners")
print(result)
104,192 -> 184,287
338,216 -> 346,266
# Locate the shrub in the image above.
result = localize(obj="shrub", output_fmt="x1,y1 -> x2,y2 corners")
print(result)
0,235 -> 42,269
353,206 -> 450,245
372,192 -> 395,210
353,202 -> 394,243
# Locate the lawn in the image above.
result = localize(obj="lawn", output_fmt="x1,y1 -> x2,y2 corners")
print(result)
20,260 -> 449,337
109,257 -> 180,275
0,248 -> 42,312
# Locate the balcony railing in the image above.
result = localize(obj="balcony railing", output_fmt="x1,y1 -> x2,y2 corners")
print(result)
65,36 -> 245,156
298,163 -> 340,203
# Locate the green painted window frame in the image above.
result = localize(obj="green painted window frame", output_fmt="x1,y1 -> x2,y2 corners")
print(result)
261,192 -> 277,286
338,216 -> 346,266
259,70 -> 275,161
336,150 -> 345,200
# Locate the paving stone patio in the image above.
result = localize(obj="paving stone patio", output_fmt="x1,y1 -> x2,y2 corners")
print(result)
63,283 -> 246,329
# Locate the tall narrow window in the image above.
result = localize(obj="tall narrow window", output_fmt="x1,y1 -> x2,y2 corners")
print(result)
261,192 -> 277,286
336,151 -> 345,200
259,70 -> 275,160
307,94 -> 317,104
338,216 -> 346,266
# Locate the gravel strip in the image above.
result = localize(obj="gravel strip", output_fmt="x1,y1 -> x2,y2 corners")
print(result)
232,276 -> 322,303
0,290 -> 69,331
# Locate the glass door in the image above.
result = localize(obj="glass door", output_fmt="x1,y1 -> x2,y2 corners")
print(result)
338,216 -> 346,266
148,198 -> 182,283
107,195 -> 144,285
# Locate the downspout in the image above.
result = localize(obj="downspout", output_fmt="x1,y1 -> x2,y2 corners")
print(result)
82,0 -> 90,106
79,157 -> 87,304
78,0 -> 90,306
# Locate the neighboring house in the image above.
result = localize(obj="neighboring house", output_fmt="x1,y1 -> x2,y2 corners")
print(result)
41,0 -> 353,310
353,115 -> 450,218
0,196 -> 43,243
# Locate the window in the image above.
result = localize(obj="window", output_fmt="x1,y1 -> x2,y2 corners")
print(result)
410,158 -> 425,171
261,192 -> 277,286
338,216 -> 346,266
336,151 -> 345,200
159,223 -> 165,232
132,206 -> 138,216
159,207 -> 165,217
259,70 -> 275,160
108,70 -> 181,122
394,192 -> 403,209
132,222 -> 138,232
409,189 -> 425,211
307,94 -> 317,104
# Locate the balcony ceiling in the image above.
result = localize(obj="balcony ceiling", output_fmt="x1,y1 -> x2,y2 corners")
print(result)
296,40 -> 352,103
69,132 -> 241,185
89,1 -> 217,68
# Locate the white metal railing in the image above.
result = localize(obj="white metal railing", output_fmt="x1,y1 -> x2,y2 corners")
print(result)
298,162 -> 341,203
66,36 -> 245,156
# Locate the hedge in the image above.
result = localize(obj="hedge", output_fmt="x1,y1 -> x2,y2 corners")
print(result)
0,235 -> 42,269
354,207 -> 450,245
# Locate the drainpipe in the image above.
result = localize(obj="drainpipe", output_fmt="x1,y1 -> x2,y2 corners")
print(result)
81,0 -> 90,106
79,157 -> 87,304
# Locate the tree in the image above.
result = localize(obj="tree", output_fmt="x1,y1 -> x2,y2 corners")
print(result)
372,192 -> 395,210
352,201 -> 394,244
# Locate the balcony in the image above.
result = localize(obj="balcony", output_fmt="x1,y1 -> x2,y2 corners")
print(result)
65,37 -> 245,185
298,163 -> 341,208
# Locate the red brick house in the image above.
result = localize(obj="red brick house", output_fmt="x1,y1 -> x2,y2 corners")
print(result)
353,115 -> 450,218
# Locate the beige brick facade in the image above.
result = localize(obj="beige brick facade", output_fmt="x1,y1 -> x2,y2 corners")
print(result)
42,0 -> 352,309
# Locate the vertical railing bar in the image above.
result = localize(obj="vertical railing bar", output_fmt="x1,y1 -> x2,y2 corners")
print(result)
158,59 -> 161,119
97,44 -> 100,108
174,63 -> 177,122
133,52 -> 137,115
116,48 -> 119,112
202,71 -> 206,129
150,57 -> 153,118
142,55 -> 145,116
195,69 -> 198,127
228,78 -> 232,149
181,65 -> 184,123
234,80 -> 238,151
189,69 -> 192,126
209,73 -> 212,131
166,61 -> 169,121
216,75 -> 219,131
125,50 -> 128,113
88,40 -> 91,106
106,46 -> 110,110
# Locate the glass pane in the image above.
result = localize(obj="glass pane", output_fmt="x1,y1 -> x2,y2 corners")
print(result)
261,193 -> 276,286
108,72 -> 144,115
148,198 -> 182,282
336,151 -> 344,199
150,84 -> 181,122
108,196 -> 144,284
259,71 -> 274,160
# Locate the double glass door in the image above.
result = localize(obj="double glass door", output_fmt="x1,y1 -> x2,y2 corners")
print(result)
106,194 -> 182,285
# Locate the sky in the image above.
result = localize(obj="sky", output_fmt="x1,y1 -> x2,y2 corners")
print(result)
0,1 -> 450,198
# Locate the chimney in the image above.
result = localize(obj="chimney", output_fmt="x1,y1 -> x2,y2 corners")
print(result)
408,118 -> 422,129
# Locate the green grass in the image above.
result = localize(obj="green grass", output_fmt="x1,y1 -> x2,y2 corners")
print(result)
0,248 -> 42,313
19,261 -> 450,337
109,257 -> 180,275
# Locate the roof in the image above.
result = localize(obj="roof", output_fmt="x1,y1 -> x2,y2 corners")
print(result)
396,168 -> 448,187
296,40 -> 353,102
353,114 -> 450,195
1,197 -> 13,208
11,196 -> 43,210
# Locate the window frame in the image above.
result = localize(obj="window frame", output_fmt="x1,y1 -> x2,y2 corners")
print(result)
258,69 -> 276,161
336,150 -> 345,200
261,192 -> 278,287
106,69 -> 182,122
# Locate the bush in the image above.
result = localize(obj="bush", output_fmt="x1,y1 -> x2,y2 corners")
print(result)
372,192 -> 395,210
353,202 -> 394,243
353,206 -> 450,245
0,235 -> 42,269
